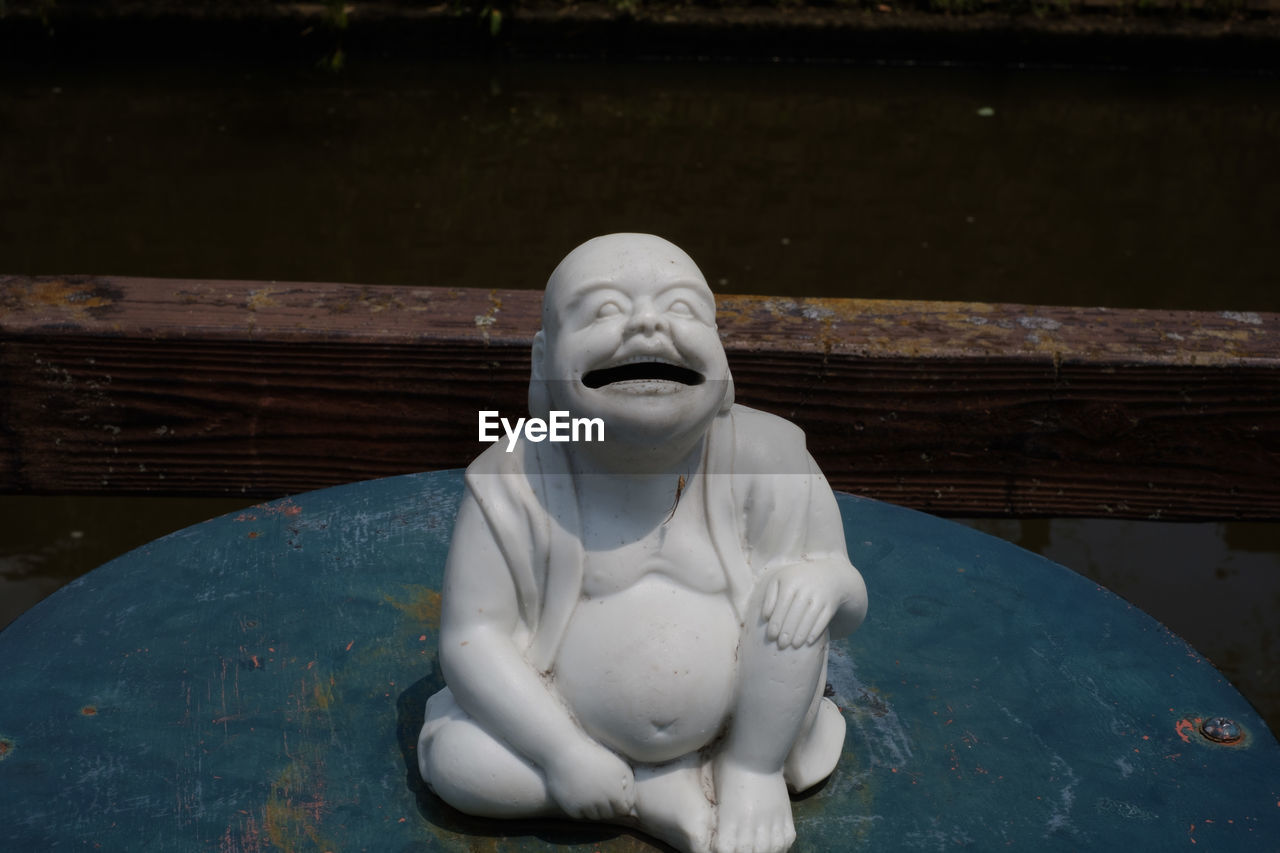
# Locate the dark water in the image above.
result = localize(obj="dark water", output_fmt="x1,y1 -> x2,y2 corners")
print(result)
3,58 -> 1279,310
1,56 -> 1277,731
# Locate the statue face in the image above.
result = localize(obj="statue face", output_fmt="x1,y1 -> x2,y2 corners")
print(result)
539,235 -> 731,448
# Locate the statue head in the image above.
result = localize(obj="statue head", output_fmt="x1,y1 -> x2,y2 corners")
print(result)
530,234 -> 734,457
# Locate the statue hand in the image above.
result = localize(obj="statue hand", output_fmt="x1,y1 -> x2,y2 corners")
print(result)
760,562 -> 853,650
544,739 -> 636,821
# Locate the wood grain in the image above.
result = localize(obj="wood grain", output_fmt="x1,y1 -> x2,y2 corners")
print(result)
3,274 -> 1277,519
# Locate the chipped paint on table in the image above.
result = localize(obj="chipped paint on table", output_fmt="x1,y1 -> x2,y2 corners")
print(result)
0,470 -> 1276,851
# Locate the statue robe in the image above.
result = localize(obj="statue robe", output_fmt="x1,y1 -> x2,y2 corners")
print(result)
422,402 -> 855,739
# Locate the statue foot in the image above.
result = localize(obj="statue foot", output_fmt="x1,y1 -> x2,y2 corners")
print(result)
710,760 -> 795,853
783,697 -> 846,793
633,758 -> 715,853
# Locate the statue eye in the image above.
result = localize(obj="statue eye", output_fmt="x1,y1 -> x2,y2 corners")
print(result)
596,301 -> 623,319
667,299 -> 694,317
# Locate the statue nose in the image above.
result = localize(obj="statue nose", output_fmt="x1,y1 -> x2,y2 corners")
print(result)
626,309 -> 669,337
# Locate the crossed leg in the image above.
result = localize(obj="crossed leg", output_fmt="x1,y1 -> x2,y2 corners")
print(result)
419,688 -> 717,853
418,688 -> 558,819
419,561 -> 846,853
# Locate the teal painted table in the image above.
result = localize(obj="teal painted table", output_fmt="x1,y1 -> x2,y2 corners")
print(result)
2,470 -> 1277,851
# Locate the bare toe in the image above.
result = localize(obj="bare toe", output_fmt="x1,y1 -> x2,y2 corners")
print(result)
635,759 -> 715,853
712,761 -> 796,853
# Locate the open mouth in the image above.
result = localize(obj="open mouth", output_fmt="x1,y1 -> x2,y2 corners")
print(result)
582,361 -> 704,389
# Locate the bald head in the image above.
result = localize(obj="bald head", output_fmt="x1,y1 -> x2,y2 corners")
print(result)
543,234 -> 711,334
530,234 -> 733,450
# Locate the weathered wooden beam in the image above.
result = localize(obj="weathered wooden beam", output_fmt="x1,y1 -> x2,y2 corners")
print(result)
2,274 -> 1277,520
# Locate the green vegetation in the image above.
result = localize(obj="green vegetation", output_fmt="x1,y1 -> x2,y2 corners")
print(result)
323,0 -> 349,29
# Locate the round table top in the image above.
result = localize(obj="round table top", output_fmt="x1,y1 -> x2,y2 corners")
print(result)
1,470 -> 1276,851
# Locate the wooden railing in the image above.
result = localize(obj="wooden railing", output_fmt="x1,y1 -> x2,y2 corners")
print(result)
3,274 -> 1277,520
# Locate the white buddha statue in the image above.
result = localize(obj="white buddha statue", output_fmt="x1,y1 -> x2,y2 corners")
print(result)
418,234 -> 868,853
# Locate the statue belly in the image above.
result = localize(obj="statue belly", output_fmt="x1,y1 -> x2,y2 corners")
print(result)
554,575 -> 742,765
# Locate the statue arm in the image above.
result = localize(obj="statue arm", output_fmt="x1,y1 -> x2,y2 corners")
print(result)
760,557 -> 867,647
755,453 -> 867,647
806,458 -> 868,638
437,493 -> 636,819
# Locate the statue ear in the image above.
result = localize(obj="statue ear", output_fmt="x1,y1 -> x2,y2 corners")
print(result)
528,330 -> 549,419
531,330 -> 546,382
720,370 -> 735,414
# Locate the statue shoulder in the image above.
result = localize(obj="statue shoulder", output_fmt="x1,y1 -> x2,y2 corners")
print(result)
462,440 -> 527,505
466,440 -> 520,477
724,404 -> 810,466
727,402 -> 803,445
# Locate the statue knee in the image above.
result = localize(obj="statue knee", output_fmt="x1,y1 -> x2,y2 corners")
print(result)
420,716 -> 554,818
420,718 -> 485,811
